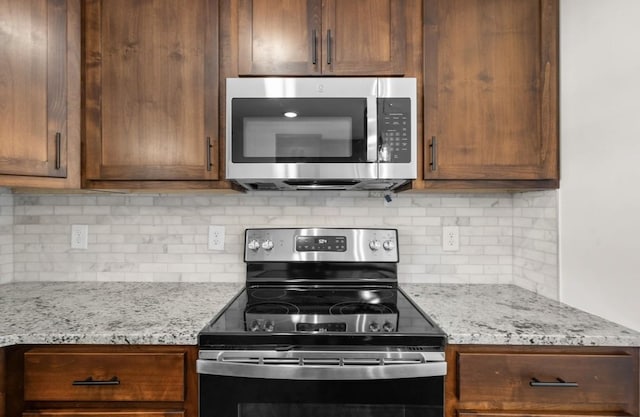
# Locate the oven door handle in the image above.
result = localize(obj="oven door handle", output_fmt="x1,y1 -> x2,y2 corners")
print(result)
197,359 -> 446,380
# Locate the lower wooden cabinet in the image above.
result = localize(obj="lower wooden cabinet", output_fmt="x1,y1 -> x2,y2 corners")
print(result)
447,345 -> 640,417
23,412 -> 184,417
16,346 -> 198,417
1,347 -> 6,417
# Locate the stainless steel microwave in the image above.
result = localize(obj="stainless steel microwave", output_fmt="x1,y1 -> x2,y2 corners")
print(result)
226,77 -> 417,191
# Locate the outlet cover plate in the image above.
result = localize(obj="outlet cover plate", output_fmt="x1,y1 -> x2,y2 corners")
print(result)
442,226 -> 459,251
208,225 -> 225,251
71,224 -> 88,249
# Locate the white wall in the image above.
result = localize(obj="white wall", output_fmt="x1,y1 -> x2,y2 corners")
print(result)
560,0 -> 640,331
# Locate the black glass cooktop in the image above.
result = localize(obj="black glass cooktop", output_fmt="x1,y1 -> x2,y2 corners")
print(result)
244,287 -> 398,315
198,286 -> 446,349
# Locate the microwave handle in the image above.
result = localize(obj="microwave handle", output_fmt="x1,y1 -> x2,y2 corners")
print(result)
366,95 -> 378,162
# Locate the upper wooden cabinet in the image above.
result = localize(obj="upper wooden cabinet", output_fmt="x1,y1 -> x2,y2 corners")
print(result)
0,0 -> 80,189
237,0 -> 406,76
83,0 -> 224,188
420,0 -> 558,188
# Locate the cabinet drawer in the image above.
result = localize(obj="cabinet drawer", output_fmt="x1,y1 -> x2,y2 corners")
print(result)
458,352 -> 635,408
24,351 -> 185,402
23,412 -> 184,417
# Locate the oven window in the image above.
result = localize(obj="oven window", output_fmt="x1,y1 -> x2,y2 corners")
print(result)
200,374 -> 444,417
231,98 -> 368,163
240,403 -> 441,417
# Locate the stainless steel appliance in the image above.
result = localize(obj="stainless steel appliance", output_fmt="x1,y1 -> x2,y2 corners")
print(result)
226,78 -> 417,191
198,228 -> 447,417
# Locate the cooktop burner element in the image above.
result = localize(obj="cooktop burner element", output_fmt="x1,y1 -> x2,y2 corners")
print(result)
245,302 -> 301,315
198,228 -> 446,350
329,301 -> 395,315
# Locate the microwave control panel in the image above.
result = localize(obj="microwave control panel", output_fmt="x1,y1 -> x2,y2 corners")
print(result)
378,98 -> 411,163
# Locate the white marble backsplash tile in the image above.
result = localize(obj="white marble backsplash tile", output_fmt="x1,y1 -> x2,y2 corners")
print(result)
0,188 -> 13,284
513,190 -> 559,299
4,189 -> 559,299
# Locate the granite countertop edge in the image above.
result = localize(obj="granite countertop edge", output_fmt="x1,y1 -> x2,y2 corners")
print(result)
1,282 -> 639,348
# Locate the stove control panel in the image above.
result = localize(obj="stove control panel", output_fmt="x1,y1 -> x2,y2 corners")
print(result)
244,228 -> 399,263
245,315 -> 397,333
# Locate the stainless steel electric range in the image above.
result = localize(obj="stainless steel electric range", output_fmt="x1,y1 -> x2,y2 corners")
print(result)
198,228 -> 447,417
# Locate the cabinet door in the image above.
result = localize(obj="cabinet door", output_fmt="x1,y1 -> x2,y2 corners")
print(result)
238,0 -> 322,75
237,0 -> 405,76
0,0 -> 68,178
84,0 -> 219,181
322,0 -> 405,75
424,0 -> 558,181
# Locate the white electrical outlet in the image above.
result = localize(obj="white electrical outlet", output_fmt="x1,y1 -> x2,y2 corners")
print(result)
71,224 -> 88,249
442,226 -> 459,251
208,225 -> 225,250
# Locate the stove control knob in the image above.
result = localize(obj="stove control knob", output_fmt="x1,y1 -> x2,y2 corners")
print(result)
383,321 -> 395,332
261,240 -> 274,251
369,240 -> 381,251
249,320 -> 261,332
247,240 -> 260,251
264,320 -> 275,332
382,240 -> 396,251
368,321 -> 380,332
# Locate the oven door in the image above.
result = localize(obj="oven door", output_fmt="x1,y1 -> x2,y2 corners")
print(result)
198,350 -> 446,417
226,78 -> 378,181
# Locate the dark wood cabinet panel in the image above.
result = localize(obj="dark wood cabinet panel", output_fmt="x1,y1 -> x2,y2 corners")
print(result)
238,0 -> 322,75
23,412 -> 185,417
0,0 -> 81,188
322,0 -> 405,75
447,345 -> 640,417
0,348 -> 5,417
421,0 -> 558,186
17,346 -> 198,417
458,352 -> 636,410
24,351 -> 185,402
236,0 -> 405,76
84,0 -> 220,183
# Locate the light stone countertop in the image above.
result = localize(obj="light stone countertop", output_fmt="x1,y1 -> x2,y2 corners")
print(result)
1,282 -> 638,347
402,284 -> 640,346
0,282 -> 243,347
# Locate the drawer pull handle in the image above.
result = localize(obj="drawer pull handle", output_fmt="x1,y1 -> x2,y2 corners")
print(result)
530,377 -> 578,388
72,376 -> 120,386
